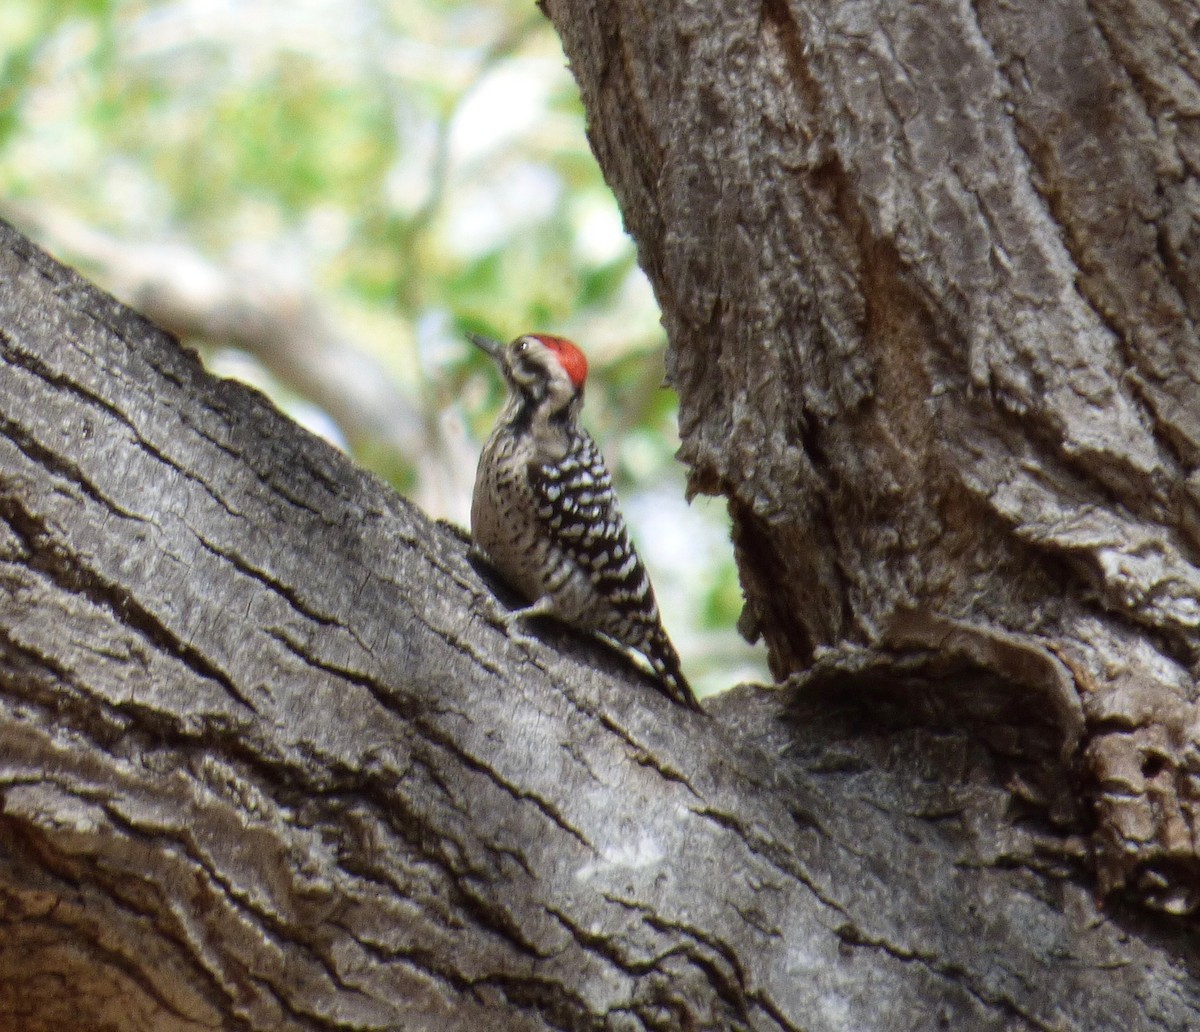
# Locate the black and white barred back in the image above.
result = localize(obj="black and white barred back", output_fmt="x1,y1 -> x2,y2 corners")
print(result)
469,332 -> 700,711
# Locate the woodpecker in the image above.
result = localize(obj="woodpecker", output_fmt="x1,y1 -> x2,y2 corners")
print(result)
469,331 -> 701,711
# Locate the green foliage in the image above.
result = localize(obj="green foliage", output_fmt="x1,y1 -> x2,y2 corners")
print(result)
0,0 -> 765,692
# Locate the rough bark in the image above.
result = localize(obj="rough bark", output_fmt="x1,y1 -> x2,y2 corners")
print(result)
2,219 -> 1198,1029
544,0 -> 1200,910
0,200 -> 436,488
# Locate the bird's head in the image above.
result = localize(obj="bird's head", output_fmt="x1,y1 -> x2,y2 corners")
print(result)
471,332 -> 588,413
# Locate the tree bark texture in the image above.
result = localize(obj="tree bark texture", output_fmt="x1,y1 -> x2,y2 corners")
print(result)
544,0 -> 1200,911
2,220 -> 1198,1028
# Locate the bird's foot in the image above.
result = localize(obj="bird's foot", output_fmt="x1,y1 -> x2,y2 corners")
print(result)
496,594 -> 557,638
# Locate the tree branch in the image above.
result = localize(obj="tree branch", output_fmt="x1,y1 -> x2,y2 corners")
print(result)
0,221 -> 1196,1028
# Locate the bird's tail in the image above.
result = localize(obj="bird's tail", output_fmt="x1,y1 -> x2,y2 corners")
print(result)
647,630 -> 703,712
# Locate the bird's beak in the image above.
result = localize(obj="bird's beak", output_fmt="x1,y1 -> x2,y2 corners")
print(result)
468,333 -> 504,361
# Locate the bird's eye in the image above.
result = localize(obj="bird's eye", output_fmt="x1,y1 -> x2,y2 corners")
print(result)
516,339 -> 529,354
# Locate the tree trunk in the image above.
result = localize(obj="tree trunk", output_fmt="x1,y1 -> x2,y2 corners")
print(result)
2,0 -> 1199,1026
546,0 -> 1200,913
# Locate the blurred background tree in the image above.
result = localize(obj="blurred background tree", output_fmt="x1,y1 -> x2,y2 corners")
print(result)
0,0 -> 766,696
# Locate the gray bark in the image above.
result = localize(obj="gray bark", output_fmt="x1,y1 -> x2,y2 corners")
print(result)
545,0 -> 1200,911
0,218 -> 1197,1028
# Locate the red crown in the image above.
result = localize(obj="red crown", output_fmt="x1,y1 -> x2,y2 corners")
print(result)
531,334 -> 588,389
